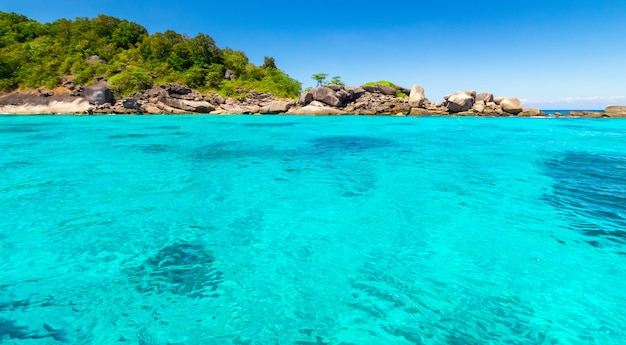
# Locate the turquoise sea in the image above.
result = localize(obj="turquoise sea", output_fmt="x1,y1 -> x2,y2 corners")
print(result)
1,115 -> 625,344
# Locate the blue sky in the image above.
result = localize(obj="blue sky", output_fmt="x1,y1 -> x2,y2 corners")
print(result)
2,1 -> 626,109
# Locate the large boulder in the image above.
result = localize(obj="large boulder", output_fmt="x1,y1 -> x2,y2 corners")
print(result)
377,84 -> 397,96
518,108 -> 542,116
327,84 -> 344,91
344,86 -> 366,101
224,69 -> 236,80
163,97 -> 215,113
409,108 -> 449,116
476,92 -> 494,103
84,83 -> 113,105
361,84 -> 378,93
311,87 -> 341,107
213,95 -> 225,105
121,98 -> 141,110
336,89 -> 350,103
408,85 -> 425,108
391,102 -> 411,115
446,92 -> 474,113
287,105 -> 345,115
500,97 -> 523,115
298,91 -> 313,105
605,105 -> 626,117
472,100 -> 485,113
397,85 -> 411,95
568,111 -> 604,118
161,83 -> 191,97
86,55 -> 106,65
259,101 -> 294,114
220,104 -> 259,114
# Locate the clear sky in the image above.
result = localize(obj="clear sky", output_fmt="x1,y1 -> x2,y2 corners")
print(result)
2,0 -> 626,109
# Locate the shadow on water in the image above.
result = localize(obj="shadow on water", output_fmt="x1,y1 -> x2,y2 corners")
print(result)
131,144 -> 170,154
308,135 -> 395,154
339,251 -> 553,344
0,318 -> 68,342
145,125 -> 180,130
190,141 -> 245,162
243,122 -> 298,127
0,161 -> 32,171
0,123 -> 60,134
544,151 -> 626,247
108,133 -> 155,139
128,242 -> 223,298
0,127 -> 39,133
190,141 -> 290,164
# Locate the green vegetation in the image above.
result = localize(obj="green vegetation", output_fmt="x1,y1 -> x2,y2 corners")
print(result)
311,73 -> 346,87
108,67 -> 152,96
364,80 -> 407,98
0,12 -> 302,98
311,73 -> 328,87
328,76 -> 345,86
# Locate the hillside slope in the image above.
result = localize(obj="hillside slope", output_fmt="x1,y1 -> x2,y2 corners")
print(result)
0,12 -> 301,98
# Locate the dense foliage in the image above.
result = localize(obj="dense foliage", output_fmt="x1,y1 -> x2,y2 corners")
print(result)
0,12 -> 302,98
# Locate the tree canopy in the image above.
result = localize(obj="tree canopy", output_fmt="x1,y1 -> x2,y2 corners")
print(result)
311,73 -> 328,87
0,12 -> 302,98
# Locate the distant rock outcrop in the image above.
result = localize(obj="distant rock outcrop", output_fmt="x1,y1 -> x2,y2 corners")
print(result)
519,108 -> 542,116
605,105 -> 626,117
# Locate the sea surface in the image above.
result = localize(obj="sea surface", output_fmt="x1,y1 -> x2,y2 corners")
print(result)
1,115 -> 625,344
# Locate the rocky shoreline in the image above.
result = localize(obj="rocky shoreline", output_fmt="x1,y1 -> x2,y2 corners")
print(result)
1,82 -> 625,118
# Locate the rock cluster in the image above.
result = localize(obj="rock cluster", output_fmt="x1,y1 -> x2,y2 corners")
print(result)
290,84 -> 541,116
0,81 -> 623,117
441,90 -> 532,115
294,84 -> 413,115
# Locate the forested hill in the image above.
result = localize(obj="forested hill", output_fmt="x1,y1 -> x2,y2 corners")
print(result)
0,12 -> 301,98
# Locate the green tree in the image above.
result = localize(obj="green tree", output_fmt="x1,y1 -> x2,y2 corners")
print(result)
111,20 -> 147,49
90,14 -> 121,38
312,73 -> 328,87
140,32 -> 176,61
183,65 -> 208,88
205,63 -> 226,87
329,75 -> 345,86
223,48 -> 249,79
108,67 -> 153,97
263,56 -> 276,69
188,33 -> 222,66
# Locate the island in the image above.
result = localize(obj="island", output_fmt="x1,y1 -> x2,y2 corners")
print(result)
1,12 -> 624,117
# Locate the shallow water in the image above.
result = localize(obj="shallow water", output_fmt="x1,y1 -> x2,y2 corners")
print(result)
1,115 -> 625,344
